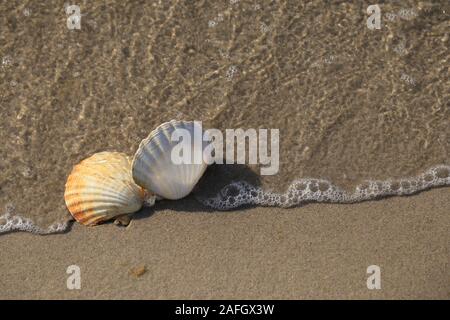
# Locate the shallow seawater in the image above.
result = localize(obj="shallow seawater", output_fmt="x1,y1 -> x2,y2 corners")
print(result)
0,0 -> 448,233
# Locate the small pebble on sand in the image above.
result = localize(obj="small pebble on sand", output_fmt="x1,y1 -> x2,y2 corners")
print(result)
129,265 -> 146,278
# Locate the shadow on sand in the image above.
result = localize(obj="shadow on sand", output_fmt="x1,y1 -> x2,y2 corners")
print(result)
132,163 -> 262,220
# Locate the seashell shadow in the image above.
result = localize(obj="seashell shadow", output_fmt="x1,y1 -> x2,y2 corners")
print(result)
132,163 -> 262,219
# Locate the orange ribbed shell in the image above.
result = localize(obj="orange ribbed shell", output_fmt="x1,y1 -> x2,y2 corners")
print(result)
64,152 -> 145,226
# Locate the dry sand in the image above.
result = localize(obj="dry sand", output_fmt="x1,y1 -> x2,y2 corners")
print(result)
1,187 -> 448,299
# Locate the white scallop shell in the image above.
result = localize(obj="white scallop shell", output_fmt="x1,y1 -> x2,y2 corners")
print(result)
132,120 -> 211,200
64,152 -> 148,226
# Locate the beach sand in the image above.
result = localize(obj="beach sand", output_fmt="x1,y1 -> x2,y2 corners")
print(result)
1,187 -> 448,299
0,0 -> 448,300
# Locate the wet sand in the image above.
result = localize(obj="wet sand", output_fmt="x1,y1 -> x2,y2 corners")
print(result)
1,188 -> 449,299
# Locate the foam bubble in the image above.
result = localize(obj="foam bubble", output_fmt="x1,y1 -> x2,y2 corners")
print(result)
198,165 -> 450,210
1,166 -> 448,234
0,211 -> 70,235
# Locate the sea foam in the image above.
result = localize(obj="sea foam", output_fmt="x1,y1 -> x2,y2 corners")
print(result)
0,209 -> 70,235
0,165 -> 448,235
198,165 -> 450,210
